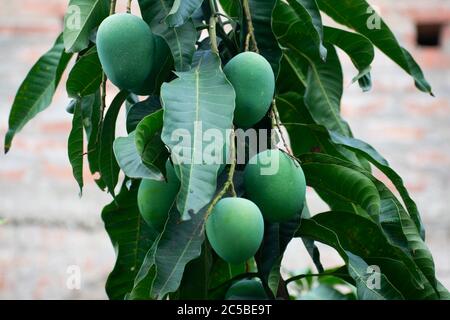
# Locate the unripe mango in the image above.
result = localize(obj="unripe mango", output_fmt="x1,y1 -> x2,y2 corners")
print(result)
137,159 -> 180,231
206,198 -> 264,264
97,13 -> 154,90
244,149 -> 306,222
225,279 -> 268,300
223,52 -> 275,128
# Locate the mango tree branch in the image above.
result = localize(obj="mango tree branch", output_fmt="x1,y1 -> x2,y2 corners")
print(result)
204,129 -> 237,222
127,0 -> 132,13
208,0 -> 219,54
242,0 -> 259,53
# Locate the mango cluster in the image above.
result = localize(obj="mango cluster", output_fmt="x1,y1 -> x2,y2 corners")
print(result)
97,13 -> 306,301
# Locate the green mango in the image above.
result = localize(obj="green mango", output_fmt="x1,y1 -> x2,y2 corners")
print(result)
132,35 -> 173,95
244,149 -> 306,222
137,159 -> 180,231
225,279 -> 268,300
223,52 -> 275,128
97,13 -> 154,90
206,198 -> 264,264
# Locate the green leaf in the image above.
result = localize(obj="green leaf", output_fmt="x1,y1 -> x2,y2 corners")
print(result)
102,181 -> 159,300
135,110 -> 169,175
126,96 -> 162,133
4,34 -> 72,153
63,0 -> 109,52
287,0 -> 327,60
275,93 -> 361,165
248,0 -> 282,75
301,204 -> 324,273
219,0 -> 240,19
138,0 -> 197,71
99,90 -> 129,196
301,160 -> 381,220
166,0 -> 204,27
131,204 -> 207,299
85,91 -> 106,190
374,180 -> 437,294
273,3 -> 350,137
297,212 -> 426,300
79,93 -> 98,139
66,47 -> 102,97
68,99 -> 84,195
328,132 -> 425,239
323,26 -> 374,91
299,284 -> 351,300
161,50 -> 235,219
302,44 -> 350,136
208,257 -> 246,298
113,131 -> 164,180
276,54 -> 307,94
316,0 -> 432,94
299,153 -> 441,298
256,211 -> 302,284
177,243 -> 212,299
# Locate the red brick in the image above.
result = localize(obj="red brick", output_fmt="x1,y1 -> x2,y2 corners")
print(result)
40,121 -> 71,134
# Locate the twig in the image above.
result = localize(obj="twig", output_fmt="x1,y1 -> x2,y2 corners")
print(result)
204,129 -> 237,222
208,0 -> 219,54
242,0 -> 259,53
271,99 -> 292,155
109,0 -> 117,15
126,0 -> 132,13
285,272 -> 350,285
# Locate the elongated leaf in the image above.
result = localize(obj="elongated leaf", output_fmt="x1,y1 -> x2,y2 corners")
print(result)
297,212 -> 429,299
161,50 -> 235,219
102,181 -> 159,300
328,132 -> 425,239
302,161 -> 381,219
99,90 -> 129,196
300,152 -> 441,297
166,0 -> 204,27
85,91 -> 106,190
375,180 -> 437,294
63,0 -> 109,52
66,47 -> 102,97
138,0 -> 197,71
316,0 -> 432,94
131,203 -> 207,299
126,96 -> 162,133
323,26 -> 374,91
151,207 -> 207,299
276,93 -> 366,176
208,257 -> 246,297
177,243 -> 212,299
135,110 -> 168,175
219,0 -> 240,19
276,54 -> 307,94
273,3 -> 350,137
248,0 -> 282,75
68,100 -> 84,194
4,34 -> 72,153
287,0 -> 327,60
256,211 -> 302,283
79,93 -> 98,139
301,204 -> 324,273
113,132 -> 164,180
345,251 -> 403,300
303,44 -> 350,136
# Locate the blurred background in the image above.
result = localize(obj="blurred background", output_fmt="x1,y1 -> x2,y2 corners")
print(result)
0,0 -> 449,299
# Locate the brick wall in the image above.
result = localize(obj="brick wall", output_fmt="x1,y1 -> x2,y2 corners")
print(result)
0,0 -> 449,299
